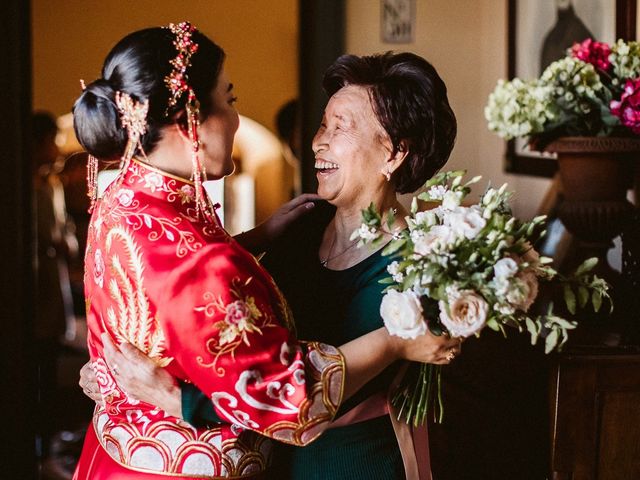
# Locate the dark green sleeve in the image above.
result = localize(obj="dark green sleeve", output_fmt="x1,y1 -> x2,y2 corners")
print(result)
181,382 -> 223,427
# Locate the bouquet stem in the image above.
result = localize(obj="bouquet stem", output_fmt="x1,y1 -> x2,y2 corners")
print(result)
392,362 -> 443,426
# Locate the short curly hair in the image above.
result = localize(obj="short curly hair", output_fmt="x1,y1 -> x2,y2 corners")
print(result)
322,52 -> 457,193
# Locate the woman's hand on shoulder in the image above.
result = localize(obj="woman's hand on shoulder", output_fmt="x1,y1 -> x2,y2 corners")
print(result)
234,193 -> 320,254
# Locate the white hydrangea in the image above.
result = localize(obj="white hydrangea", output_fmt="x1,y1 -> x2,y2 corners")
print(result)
609,39 -> 640,81
540,57 -> 605,116
484,78 -> 556,140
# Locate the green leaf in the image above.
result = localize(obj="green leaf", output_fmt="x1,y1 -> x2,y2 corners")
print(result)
575,257 -> 598,276
563,285 -> 576,315
382,239 -> 405,256
386,208 -> 396,229
577,286 -> 589,308
545,329 -> 559,354
525,317 -> 539,345
592,290 -> 602,312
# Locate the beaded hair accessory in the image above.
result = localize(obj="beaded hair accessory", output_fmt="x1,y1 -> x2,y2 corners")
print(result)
164,21 -> 212,221
116,91 -> 149,164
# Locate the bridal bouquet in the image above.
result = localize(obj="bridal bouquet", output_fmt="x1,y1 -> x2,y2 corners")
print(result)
354,170 -> 610,425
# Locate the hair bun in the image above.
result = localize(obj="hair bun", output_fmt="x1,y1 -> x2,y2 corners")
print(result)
72,78 -> 127,159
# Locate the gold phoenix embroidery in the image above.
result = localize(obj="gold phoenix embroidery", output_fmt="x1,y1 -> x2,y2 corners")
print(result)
105,226 -> 171,366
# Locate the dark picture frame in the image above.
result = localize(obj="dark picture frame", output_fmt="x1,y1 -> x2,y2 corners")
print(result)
506,0 -> 637,177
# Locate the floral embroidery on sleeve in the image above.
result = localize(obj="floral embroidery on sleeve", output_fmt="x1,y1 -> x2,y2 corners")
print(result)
195,277 -> 276,376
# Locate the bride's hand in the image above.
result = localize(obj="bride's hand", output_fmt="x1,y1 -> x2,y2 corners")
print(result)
390,330 -> 463,365
101,333 -> 182,418
79,361 -> 103,406
234,193 -> 320,253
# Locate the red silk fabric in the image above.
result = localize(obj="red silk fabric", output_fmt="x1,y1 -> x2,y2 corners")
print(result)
74,160 -> 344,478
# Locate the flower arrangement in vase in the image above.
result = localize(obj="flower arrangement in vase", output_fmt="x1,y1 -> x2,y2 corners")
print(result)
485,38 -> 640,148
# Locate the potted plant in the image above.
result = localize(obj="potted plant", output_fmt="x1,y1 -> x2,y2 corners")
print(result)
485,39 -> 640,340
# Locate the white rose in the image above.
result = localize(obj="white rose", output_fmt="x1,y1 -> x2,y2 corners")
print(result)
493,257 -> 519,279
380,290 -> 427,339
506,270 -> 539,312
412,225 -> 457,256
444,207 -> 486,239
438,290 -> 488,337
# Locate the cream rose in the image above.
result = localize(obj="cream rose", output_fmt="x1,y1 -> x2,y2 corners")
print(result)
445,206 -> 486,239
380,290 -> 427,339
506,270 -> 539,312
411,225 -> 457,256
438,289 -> 488,337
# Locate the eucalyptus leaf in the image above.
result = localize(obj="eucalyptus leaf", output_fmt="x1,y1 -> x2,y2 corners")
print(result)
545,329 -> 559,354
578,286 -> 589,308
592,290 -> 602,312
563,285 -> 576,315
575,257 -> 598,276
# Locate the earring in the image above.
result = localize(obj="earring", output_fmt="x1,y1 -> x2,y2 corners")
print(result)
384,169 -> 391,182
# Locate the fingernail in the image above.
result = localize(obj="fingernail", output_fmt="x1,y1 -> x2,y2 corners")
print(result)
306,202 -> 315,209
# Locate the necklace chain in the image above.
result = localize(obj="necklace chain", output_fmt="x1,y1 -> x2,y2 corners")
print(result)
321,234 -> 359,267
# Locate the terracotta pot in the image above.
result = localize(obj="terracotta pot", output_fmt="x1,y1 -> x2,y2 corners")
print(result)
544,137 -> 640,344
545,137 -> 639,202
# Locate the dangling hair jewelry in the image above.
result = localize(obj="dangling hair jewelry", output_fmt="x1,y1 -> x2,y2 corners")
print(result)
164,21 -> 212,221
87,154 -> 99,212
79,77 -> 100,211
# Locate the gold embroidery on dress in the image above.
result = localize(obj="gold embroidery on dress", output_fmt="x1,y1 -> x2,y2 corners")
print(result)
105,226 -> 171,366
262,342 -> 345,446
195,277 -> 275,376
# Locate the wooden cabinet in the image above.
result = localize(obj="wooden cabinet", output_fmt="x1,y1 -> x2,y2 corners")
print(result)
550,349 -> 640,480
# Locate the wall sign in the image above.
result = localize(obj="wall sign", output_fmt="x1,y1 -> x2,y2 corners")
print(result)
381,0 -> 415,43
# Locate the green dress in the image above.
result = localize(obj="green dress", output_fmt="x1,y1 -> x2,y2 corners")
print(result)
183,202 -> 404,479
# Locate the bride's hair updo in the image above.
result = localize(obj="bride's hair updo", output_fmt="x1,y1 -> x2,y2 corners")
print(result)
73,27 -> 225,159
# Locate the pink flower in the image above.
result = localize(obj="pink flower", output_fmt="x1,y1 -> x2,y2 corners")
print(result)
611,79 -> 640,134
225,300 -> 250,325
571,38 -> 611,71
94,249 -> 105,288
178,185 -> 195,204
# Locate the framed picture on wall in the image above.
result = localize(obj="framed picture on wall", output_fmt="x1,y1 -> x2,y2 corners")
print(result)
381,0 -> 416,43
506,0 -> 637,177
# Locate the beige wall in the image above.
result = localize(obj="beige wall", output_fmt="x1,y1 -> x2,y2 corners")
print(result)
32,0 -> 298,133
346,0 -> 551,219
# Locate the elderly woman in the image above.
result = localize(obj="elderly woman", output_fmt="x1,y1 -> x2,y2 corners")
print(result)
74,22 -> 455,480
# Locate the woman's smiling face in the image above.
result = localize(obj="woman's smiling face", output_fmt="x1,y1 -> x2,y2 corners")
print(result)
312,85 -> 394,207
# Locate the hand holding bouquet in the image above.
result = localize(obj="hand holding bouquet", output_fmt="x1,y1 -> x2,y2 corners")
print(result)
354,170 -> 610,425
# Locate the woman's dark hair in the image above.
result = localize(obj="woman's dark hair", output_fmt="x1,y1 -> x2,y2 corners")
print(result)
73,27 -> 225,159
323,52 -> 457,194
